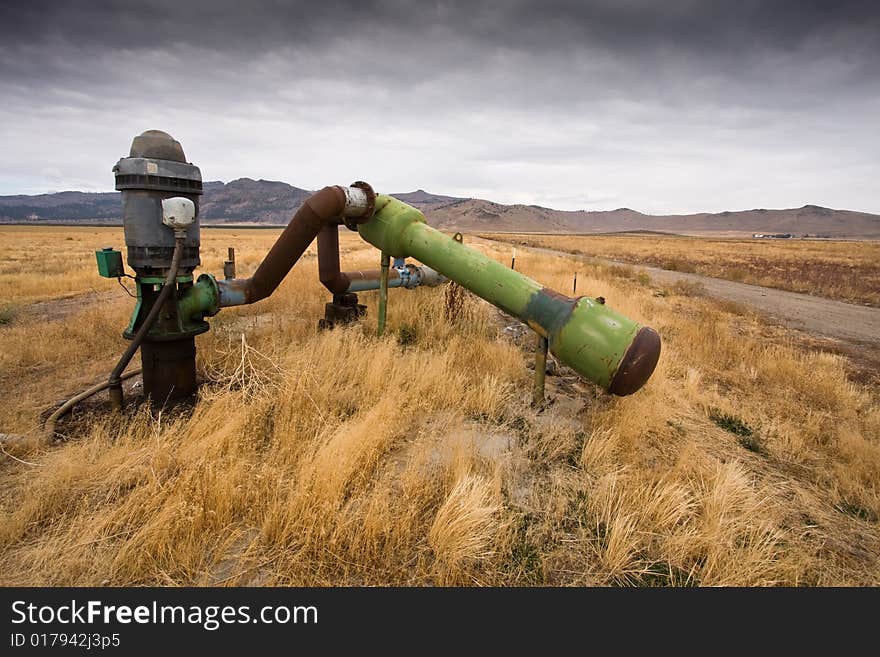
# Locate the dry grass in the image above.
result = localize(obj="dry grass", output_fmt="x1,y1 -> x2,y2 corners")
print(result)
0,226 -> 878,586
486,233 -> 880,307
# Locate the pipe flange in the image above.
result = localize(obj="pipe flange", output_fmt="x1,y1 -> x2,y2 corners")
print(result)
343,180 -> 376,231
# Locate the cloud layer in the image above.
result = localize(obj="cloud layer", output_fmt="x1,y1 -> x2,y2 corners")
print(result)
2,0 -> 878,213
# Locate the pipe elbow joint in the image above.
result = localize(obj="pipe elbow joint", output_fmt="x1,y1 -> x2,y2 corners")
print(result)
178,273 -> 221,319
321,274 -> 351,295
217,278 -> 255,307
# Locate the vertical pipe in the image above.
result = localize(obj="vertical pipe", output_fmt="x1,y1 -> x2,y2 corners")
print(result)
378,251 -> 390,336
573,271 -> 577,295
533,334 -> 548,406
511,247 -> 516,270
224,247 -> 236,280
317,223 -> 349,294
109,236 -> 184,411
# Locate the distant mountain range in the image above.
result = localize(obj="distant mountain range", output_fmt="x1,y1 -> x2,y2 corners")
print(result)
2,178 -> 878,237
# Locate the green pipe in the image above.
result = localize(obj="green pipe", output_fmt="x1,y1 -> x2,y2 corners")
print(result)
178,273 -> 220,322
359,195 -> 661,395
378,251 -> 390,336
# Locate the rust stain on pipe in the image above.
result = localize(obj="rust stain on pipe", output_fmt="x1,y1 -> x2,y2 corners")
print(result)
318,224 -> 399,294
219,182 -> 374,307
346,268 -> 400,284
244,185 -> 347,303
317,224 -> 350,294
608,327 -> 662,396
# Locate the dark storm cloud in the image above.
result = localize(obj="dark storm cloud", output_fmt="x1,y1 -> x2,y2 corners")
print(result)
0,1 -> 878,212
1,0 -> 874,115
3,0 -> 879,53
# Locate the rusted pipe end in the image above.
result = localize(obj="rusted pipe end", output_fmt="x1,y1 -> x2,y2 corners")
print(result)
351,181 -> 375,217
343,181 -> 376,230
608,327 -> 661,396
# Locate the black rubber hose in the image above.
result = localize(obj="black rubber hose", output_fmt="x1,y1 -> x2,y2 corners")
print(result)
44,368 -> 142,442
108,236 -> 184,410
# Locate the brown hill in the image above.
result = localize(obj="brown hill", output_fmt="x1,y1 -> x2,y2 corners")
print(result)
1,181 -> 878,237
413,198 -> 880,238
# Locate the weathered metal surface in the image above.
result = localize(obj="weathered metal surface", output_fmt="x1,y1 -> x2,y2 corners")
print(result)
245,185 -> 346,302
401,264 -> 446,289
128,129 -> 187,163
608,326 -> 662,396
216,277 -> 250,307
178,273 -> 220,321
346,268 -> 401,292
95,247 -> 124,278
551,297 -> 642,390
223,247 -> 236,280
342,186 -> 370,216
120,190 -> 201,272
358,194 -> 661,395
227,185 -> 373,305
319,222 -> 444,295
319,292 -> 366,329
317,224 -> 351,294
104,131 -> 213,412
110,236 -> 186,410
115,131 -> 202,274
342,265 -> 445,292
140,338 -> 198,408
378,252 -> 390,336
344,181 -> 376,229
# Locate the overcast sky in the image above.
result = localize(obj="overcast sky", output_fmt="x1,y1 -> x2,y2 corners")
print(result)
1,0 -> 878,214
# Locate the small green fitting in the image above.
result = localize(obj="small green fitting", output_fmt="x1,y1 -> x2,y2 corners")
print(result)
178,273 -> 220,322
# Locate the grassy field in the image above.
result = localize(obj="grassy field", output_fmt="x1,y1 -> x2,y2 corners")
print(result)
0,226 -> 878,586
483,233 -> 880,307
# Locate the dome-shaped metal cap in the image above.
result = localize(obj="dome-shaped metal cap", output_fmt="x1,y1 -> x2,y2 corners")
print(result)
129,130 -> 187,162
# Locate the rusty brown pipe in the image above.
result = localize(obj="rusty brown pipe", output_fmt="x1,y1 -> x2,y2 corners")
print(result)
318,224 -> 404,294
317,224 -> 351,294
344,268 -> 400,288
218,184 -> 374,306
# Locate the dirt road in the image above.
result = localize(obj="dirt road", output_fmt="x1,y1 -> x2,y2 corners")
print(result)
485,239 -> 880,347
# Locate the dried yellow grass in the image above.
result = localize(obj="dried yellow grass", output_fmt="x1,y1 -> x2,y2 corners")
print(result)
0,226 -> 878,586
487,232 -> 880,306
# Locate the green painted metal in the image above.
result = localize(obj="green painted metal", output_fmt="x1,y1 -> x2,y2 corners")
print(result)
95,248 -> 124,278
378,251 -> 390,336
123,273 -> 216,341
140,274 -> 193,285
359,194 -> 650,391
125,280 -> 143,335
178,273 -> 220,322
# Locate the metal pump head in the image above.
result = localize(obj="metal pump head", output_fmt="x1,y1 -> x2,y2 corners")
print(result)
114,130 -> 203,276
110,130 -> 208,408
